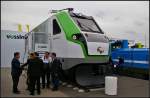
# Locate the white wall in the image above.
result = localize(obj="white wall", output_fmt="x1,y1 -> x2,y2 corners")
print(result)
1,30 -> 26,67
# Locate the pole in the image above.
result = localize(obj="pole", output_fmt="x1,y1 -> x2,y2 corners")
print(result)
145,32 -> 146,48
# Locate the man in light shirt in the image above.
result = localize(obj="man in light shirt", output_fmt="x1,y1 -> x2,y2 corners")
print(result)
41,52 -> 52,89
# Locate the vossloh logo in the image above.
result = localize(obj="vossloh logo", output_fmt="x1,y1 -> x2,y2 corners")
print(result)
6,34 -> 27,39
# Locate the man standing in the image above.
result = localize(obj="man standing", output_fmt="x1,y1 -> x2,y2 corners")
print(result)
28,52 -> 43,95
11,52 -> 22,94
21,53 -> 35,91
41,52 -> 52,89
51,52 -> 62,91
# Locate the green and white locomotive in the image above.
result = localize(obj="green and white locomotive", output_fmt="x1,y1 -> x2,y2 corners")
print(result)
25,8 -> 112,88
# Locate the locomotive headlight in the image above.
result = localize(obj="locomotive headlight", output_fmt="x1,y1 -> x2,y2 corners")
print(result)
72,35 -> 77,40
85,33 -> 88,37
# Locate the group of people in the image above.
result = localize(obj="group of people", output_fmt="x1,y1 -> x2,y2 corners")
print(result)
11,51 -> 62,95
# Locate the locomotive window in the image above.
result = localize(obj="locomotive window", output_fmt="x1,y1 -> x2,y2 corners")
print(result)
72,17 -> 103,34
53,19 -> 61,35
86,34 -> 109,43
34,33 -> 48,44
32,20 -> 48,33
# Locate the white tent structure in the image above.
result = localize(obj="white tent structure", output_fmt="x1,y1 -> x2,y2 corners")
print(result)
1,30 -> 26,67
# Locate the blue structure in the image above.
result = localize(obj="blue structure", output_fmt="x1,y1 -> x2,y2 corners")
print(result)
111,40 -> 149,79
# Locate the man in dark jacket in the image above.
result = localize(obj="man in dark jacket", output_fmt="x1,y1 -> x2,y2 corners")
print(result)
21,53 -> 34,91
51,52 -> 62,91
41,52 -> 52,89
28,52 -> 44,95
11,52 -> 22,94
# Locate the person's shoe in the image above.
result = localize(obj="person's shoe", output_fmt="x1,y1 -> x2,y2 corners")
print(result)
46,86 -> 50,88
13,91 -> 20,94
55,87 -> 58,91
26,87 -> 29,90
52,87 -> 58,91
52,87 -> 56,91
14,92 -> 20,94
30,92 -> 34,95
37,92 -> 41,95
42,85 -> 45,89
17,90 -> 21,92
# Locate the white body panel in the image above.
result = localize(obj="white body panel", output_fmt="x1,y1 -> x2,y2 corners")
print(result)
87,42 -> 109,55
82,32 -> 109,56
67,41 -> 84,58
51,34 -> 69,58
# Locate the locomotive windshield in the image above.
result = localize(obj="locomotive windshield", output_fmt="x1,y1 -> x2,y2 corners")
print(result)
71,13 -> 104,34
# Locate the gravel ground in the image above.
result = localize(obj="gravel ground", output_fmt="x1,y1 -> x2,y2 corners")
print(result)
1,68 -> 149,97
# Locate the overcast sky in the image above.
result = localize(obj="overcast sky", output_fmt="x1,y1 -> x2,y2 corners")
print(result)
1,1 -> 149,47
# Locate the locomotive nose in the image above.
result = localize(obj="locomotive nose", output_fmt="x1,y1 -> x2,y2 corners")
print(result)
81,32 -> 109,56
